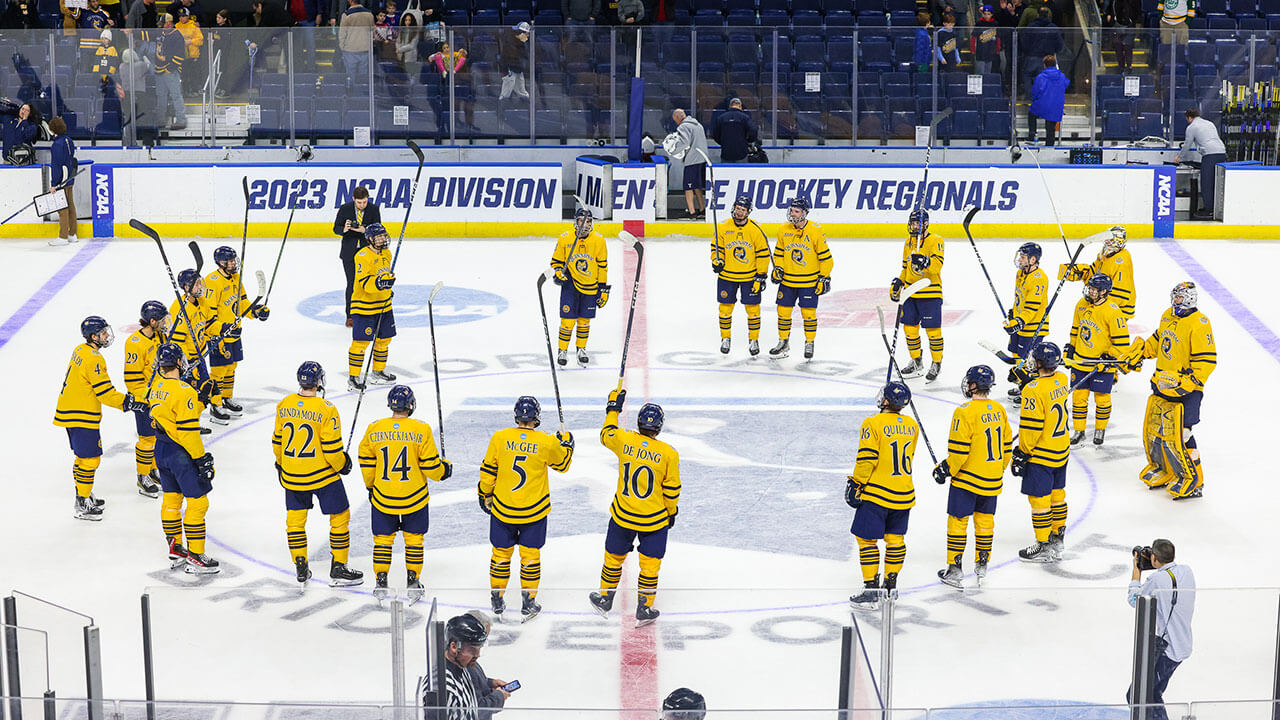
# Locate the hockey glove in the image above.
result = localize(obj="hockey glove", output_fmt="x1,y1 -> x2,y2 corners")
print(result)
194,453 -> 216,483
367,485 -> 375,501
553,266 -> 567,286
557,430 -> 575,451
121,393 -> 144,414
195,379 -> 215,407
439,458 -> 453,480
770,266 -> 783,284
1010,448 -> 1028,477
1063,343 -> 1075,360
375,272 -> 396,290
910,253 -> 930,272
227,323 -> 242,340
1003,316 -> 1025,335
606,388 -> 627,414
477,485 -> 492,515
339,451 -> 353,476
1058,263 -> 1086,282
215,336 -> 230,358
889,278 -> 904,302
816,276 -> 831,296
666,512 -> 677,530
752,274 -> 766,295
844,477 -> 862,508
597,284 -> 611,308
711,259 -> 725,274
254,304 -> 271,321
932,459 -> 950,485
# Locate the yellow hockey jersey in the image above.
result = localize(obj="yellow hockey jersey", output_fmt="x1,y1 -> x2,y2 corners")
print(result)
946,399 -> 1012,496
898,232 -> 944,300
551,229 -> 609,295
713,218 -> 771,283
359,417 -> 447,515
54,343 -> 127,429
1068,298 -> 1131,373
351,246 -> 394,316
1012,267 -> 1050,338
1018,372 -> 1071,468
204,269 -> 248,328
773,221 -> 833,289
148,375 -> 205,459
168,295 -> 217,360
851,411 -> 918,510
479,427 -> 574,524
123,328 -> 165,399
600,409 -> 681,532
273,394 -> 346,492
1088,249 -> 1136,318
1133,309 -> 1217,397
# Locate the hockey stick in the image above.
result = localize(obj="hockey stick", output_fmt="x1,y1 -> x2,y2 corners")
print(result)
536,269 -> 566,433
0,168 -> 88,226
875,305 -> 939,466
131,219 -> 212,367
883,278 -> 931,384
236,176 -> 250,316
206,270 -> 267,352
913,108 -> 953,251
960,206 -> 1008,318
390,140 -> 426,269
615,230 -> 645,392
1023,145 -> 1075,265
262,194 -> 298,306
1024,241 -> 1087,349
688,147 -> 722,265
427,281 -> 446,457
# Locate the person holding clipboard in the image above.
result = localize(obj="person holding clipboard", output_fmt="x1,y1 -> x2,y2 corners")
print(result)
47,116 -> 79,247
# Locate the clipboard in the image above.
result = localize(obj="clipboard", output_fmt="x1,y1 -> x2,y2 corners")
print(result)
34,187 -> 69,216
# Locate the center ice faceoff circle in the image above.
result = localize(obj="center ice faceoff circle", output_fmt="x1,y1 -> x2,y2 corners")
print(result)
295,285 -> 509,327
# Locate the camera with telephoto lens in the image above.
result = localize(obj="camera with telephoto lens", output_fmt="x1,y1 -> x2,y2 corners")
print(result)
1133,545 -> 1155,571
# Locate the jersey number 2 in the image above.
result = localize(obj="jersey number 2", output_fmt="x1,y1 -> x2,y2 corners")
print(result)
280,422 -> 317,459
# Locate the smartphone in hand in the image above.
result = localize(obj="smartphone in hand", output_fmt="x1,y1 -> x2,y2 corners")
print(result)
501,680 -> 521,693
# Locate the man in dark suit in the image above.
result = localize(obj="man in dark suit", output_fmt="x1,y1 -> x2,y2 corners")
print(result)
710,98 -> 759,163
333,185 -> 381,326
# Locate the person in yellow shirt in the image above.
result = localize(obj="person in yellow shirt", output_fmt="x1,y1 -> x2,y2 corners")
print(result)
590,389 -> 680,626
848,382 -> 918,611
1060,226 -> 1137,318
551,209 -> 610,368
148,342 -> 220,574
206,246 -> 270,418
477,396 -> 575,622
1124,281 -> 1216,500
1004,242 -> 1050,400
348,224 -> 398,390
1065,273 -> 1131,447
893,209 -> 945,382
770,197 -> 833,360
122,300 -> 170,498
54,315 -> 145,520
933,365 -> 1011,589
711,195 -> 770,356
1011,342 -> 1070,563
273,361 -> 364,590
359,385 -> 453,604
169,268 -> 231,425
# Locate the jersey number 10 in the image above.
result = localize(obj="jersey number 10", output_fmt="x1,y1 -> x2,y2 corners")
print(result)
619,461 -> 657,499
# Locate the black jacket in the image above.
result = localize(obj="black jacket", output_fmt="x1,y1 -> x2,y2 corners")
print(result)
500,33 -> 527,74
710,108 -> 758,162
333,200 -> 381,258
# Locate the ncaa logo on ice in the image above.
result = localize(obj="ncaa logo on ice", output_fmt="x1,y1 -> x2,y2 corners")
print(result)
298,285 -> 508,327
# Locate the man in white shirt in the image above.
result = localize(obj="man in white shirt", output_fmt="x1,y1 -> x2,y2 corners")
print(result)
1126,538 -> 1195,720
667,108 -> 710,219
1180,108 -> 1227,220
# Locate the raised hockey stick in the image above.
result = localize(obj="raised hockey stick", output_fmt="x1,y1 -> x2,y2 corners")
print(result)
884,278 -> 931,384
132,219 -> 212,365
237,176 -> 250,316
960,206 -> 1008,318
1025,241 -> 1087,349
262,196 -> 298,306
1023,144 -> 1075,265
913,108 -> 953,251
688,147 -> 722,265
876,305 -> 939,466
390,139 -> 426,270
536,269 -> 566,433
188,240 -> 204,275
427,281 -> 446,457
615,230 -> 645,392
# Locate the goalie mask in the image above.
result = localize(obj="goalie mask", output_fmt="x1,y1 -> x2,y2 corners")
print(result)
574,208 -> 594,238
1104,225 -> 1127,255
1170,281 -> 1197,317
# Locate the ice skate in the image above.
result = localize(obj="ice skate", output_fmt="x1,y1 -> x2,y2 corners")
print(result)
370,369 -> 397,385
926,362 -> 942,383
576,347 -> 589,367
209,405 -> 233,425
974,551 -> 989,586
137,471 -> 161,498
90,493 -> 105,507
635,602 -> 660,627
521,592 -> 541,623
1093,429 -> 1106,446
1171,487 -> 1203,501
295,557 -> 312,592
406,570 -> 425,605
330,560 -> 363,587
938,563 -> 964,590
849,577 -> 881,612
768,339 -> 789,358
491,591 -> 506,617
899,358 -> 924,378
1007,386 -> 1021,400
185,551 -> 221,574
748,339 -> 760,356
1069,430 -> 1086,447
588,590 -> 614,618
883,572 -> 899,600
557,350 -> 568,367
720,338 -> 731,354
1018,541 -> 1054,563
220,398 -> 244,417
348,375 -> 366,391
74,495 -> 103,521
1048,529 -> 1065,560
373,572 -> 389,604
803,341 -> 814,359
167,537 -> 188,570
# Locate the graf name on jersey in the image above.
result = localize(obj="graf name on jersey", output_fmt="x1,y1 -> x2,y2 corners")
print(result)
708,178 -> 1019,212
246,177 -> 556,211
298,285 -> 508,328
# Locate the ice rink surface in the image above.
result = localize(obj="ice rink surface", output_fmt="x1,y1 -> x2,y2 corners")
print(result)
2,232 -> 1278,716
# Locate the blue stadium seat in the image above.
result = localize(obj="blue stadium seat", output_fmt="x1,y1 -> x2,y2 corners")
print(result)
860,40 -> 893,71
855,0 -> 884,11
758,8 -> 788,23
948,96 -> 980,112
884,82 -> 911,97
1238,16 -> 1267,28
893,35 -> 916,65
1135,113 -> 1164,137
827,10 -> 856,24
793,9 -> 822,23
857,10 -> 888,24
473,9 -> 502,23
889,9 -> 917,24
1104,97 -> 1134,116
791,0 -> 822,11
983,110 -> 1010,141
726,9 -> 758,23
1103,111 -> 1133,140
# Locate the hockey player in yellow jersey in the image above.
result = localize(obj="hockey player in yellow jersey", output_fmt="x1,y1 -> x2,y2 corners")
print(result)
54,316 -> 146,520
933,366 -> 1011,589
770,197 -> 833,360
1004,242 -> 1050,400
848,382 -> 918,611
148,343 -> 220,574
478,396 -> 575,622
359,385 -> 453,604
551,209 -> 610,368
894,209 -> 945,382
1060,226 -> 1137,318
123,301 -> 169,499
1065,273 -> 1131,447
590,389 -> 681,627
205,246 -> 269,418
1123,282 -> 1216,500
273,361 -> 364,591
348,224 -> 398,390
168,269 -> 231,425
712,195 -> 771,356
1011,342 -> 1071,563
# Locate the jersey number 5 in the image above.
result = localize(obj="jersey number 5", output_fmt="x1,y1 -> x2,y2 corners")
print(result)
619,461 -> 656,499
510,455 -> 528,492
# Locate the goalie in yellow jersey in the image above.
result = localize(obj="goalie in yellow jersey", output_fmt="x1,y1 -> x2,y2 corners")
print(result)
711,194 -> 770,356
590,389 -> 681,627
770,197 -> 833,360
1059,226 -> 1138,318
848,381 -> 918,612
1124,282 -> 1216,500
478,396 -> 575,622
552,209 -> 610,368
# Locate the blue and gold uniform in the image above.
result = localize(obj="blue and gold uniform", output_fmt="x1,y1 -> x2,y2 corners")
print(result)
168,291 -> 226,412
849,407 -> 918,587
943,398 -> 1011,569
205,265 -> 248,398
359,414 -> 448,579
149,373 -> 212,561
124,326 -> 164,478
1066,293 -> 1131,439
1008,264 -> 1050,357
712,209 -> 771,346
274,393 -> 351,568
348,241 -> 396,380
772,212 -> 833,347
897,227 -> 945,367
1062,247 -> 1138,318
1018,371 -> 1071,544
479,425 -> 574,601
54,340 -> 128,500
551,220 -> 609,358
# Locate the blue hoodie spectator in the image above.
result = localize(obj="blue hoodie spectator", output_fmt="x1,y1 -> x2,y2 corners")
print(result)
1029,54 -> 1070,145
913,12 -> 934,72
2,102 -> 40,161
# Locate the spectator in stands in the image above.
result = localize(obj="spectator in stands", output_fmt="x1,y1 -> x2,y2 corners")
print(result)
210,9 -> 251,99
1102,0 -> 1139,73
374,9 -> 398,61
397,13 -> 422,63
153,13 -> 188,131
119,46 -> 156,142
384,0 -> 400,25
339,0 -> 374,82
1181,108 -> 1226,220
47,117 -> 78,247
500,22 -> 531,101
562,0 -> 599,27
426,41 -> 471,135
167,0 -> 204,24
1157,0 -> 1192,47
935,13 -> 960,70
333,184 -> 381,325
288,0 -> 321,71
249,0 -> 294,74
1028,54 -> 1068,146
88,30 -> 120,80
972,5 -> 1001,77
913,13 -> 934,74
2,101 -> 40,165
125,0 -> 157,30
176,14 -> 204,94
711,98 -> 758,164
2,0 -> 43,29
1021,7 -> 1061,97
670,107 -> 709,219
995,0 -> 1022,86
930,0 -> 965,29
618,0 -> 645,23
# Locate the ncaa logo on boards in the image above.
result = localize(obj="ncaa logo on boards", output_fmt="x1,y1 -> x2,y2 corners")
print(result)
298,286 -> 509,328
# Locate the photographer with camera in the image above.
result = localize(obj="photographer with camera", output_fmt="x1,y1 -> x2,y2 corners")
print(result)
1126,539 -> 1195,720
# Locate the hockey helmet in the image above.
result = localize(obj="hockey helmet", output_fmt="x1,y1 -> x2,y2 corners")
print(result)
1030,341 -> 1062,372
1104,225 -> 1127,254
1170,281 -> 1197,317
787,196 -> 810,227
140,300 -> 167,324
156,342 -> 186,371
213,245 -> 238,273
514,395 -> 541,427
296,360 -> 326,393
662,688 -> 707,720
1084,272 -> 1113,304
732,194 -> 752,222
574,207 -> 594,237
387,385 -> 417,415
177,268 -> 201,294
1015,242 -> 1042,270
877,381 -> 911,411
80,315 -> 114,347
364,222 -> 390,250
445,613 -> 489,646
961,364 -> 996,398
637,403 -> 665,434
908,208 -> 929,237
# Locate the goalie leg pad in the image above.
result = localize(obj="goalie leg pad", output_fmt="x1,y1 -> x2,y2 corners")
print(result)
1166,425 -> 1204,498
1140,394 -> 1177,488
